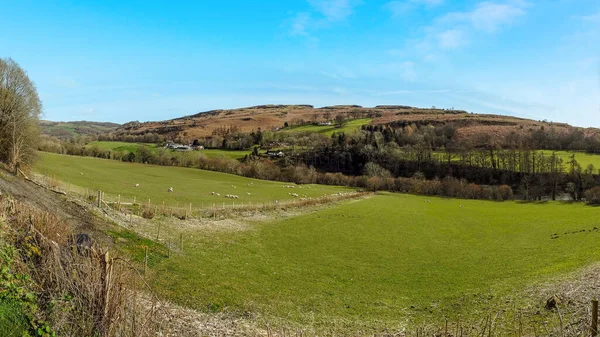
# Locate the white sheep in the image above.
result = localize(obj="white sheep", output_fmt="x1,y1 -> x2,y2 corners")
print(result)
168,187 -> 173,192
247,192 -> 251,195
459,204 -> 464,208
216,193 -> 220,196
211,192 -> 215,195
134,184 -> 139,187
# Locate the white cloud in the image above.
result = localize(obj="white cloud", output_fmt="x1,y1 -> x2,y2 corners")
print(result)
442,1 -> 527,33
582,10 -> 600,23
290,12 -> 311,36
308,0 -> 361,22
436,29 -> 468,49
287,1 -> 361,37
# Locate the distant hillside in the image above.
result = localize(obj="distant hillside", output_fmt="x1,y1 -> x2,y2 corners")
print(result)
41,120 -> 120,139
113,104 -> 600,144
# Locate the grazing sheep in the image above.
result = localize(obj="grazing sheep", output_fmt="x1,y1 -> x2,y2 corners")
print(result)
216,193 -> 220,196
134,183 -> 140,187
247,192 -> 251,195
80,172 -> 84,175
168,187 -> 173,192
459,204 -> 464,208
211,192 -> 215,195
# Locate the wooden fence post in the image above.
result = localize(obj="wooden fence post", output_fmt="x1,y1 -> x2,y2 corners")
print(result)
156,222 -> 161,241
144,246 -> 148,276
97,191 -> 102,208
593,298 -> 598,337
98,251 -> 112,334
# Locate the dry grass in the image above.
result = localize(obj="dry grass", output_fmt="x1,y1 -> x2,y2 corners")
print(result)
0,192 -> 211,336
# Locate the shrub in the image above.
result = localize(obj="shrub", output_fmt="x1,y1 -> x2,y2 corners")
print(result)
584,186 -> 600,205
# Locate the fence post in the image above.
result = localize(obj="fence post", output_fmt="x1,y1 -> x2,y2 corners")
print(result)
97,191 -> 102,208
156,222 -> 161,241
144,246 -> 148,276
593,298 -> 598,337
98,251 -> 112,334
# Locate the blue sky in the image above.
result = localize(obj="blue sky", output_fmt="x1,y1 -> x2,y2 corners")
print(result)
1,1 -> 599,127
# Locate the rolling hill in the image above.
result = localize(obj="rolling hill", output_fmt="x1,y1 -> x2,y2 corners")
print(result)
41,120 -> 121,139
113,104 -> 600,144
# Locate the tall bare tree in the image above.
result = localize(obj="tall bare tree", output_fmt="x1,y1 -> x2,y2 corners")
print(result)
0,58 -> 42,172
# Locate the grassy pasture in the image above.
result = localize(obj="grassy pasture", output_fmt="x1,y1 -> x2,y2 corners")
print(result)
86,141 -> 157,153
433,150 -> 600,170
140,193 -> 600,330
34,152 -> 351,207
282,118 -> 371,136
86,141 -> 250,160
539,150 -> 600,169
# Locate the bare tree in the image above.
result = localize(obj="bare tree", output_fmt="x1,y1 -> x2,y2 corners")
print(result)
0,58 -> 42,172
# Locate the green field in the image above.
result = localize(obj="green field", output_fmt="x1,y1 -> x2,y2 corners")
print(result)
34,152 -> 600,332
138,193 -> 600,330
86,141 -> 251,160
86,141 -> 157,153
34,152 -> 350,206
283,118 -> 371,136
540,150 -> 600,169
433,150 -> 600,170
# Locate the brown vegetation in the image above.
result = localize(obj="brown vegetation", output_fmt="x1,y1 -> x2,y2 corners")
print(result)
112,104 -> 598,145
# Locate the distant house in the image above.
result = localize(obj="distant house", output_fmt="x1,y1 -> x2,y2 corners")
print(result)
265,150 -> 285,158
166,143 -> 190,151
318,121 -> 333,126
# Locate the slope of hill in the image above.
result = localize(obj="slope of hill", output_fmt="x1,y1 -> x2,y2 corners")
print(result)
114,104 -> 599,143
41,120 -> 121,139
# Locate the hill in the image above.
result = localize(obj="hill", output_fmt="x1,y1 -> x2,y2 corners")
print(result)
41,120 -> 121,139
113,104 -> 600,144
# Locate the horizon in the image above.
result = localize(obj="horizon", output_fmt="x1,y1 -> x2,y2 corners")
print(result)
2,1 -> 600,127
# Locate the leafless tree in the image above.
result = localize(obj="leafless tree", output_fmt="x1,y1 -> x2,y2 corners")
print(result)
0,58 -> 42,172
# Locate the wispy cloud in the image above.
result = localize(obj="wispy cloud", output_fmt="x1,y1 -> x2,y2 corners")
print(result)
397,0 -> 528,56
441,1 -> 527,33
308,0 -> 361,22
383,0 -> 444,17
436,28 -> 468,49
582,9 -> 600,24
287,0 -> 362,37
290,12 -> 311,36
